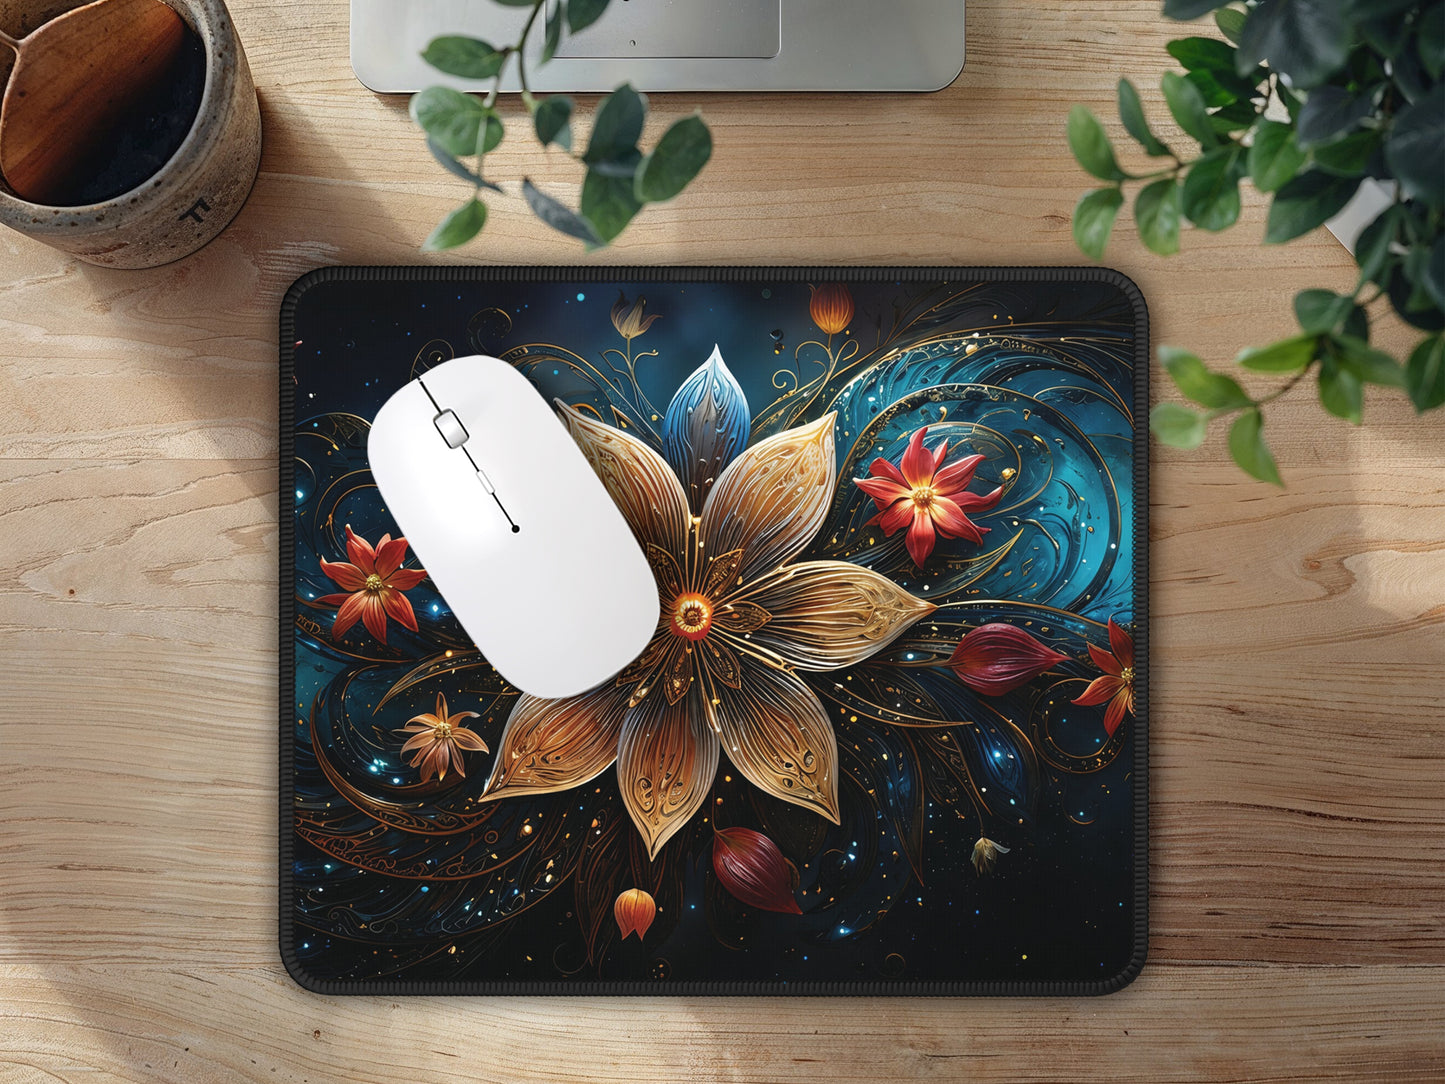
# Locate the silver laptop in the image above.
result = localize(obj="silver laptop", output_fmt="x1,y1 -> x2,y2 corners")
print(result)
351,0 -> 966,93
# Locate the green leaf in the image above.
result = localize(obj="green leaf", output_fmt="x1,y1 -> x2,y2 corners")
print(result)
1072,187 -> 1124,260
476,108 -> 503,155
1161,345 -> 1252,408
568,0 -> 610,33
1385,85 -> 1445,207
424,137 -> 502,192
1249,120 -> 1306,193
1067,106 -> 1126,181
1237,334 -> 1317,373
1167,36 -> 1237,74
1214,6 -> 1246,43
584,83 -> 646,167
1405,334 -> 1445,410
542,0 -> 562,64
1387,262 -> 1445,331
1264,171 -> 1360,244
534,95 -> 574,149
411,86 -> 488,157
1207,99 -> 1258,133
1161,70 -> 1218,146
1182,145 -> 1243,231
1317,356 -> 1363,423
1236,0 -> 1350,89
1426,238 -> 1445,311
521,179 -> 602,245
421,36 -> 507,79
1151,403 -> 1209,448
1163,0 -> 1228,19
580,166 -> 643,244
1294,288 -> 1352,334
1228,408 -> 1282,486
1135,177 -> 1182,255
423,199 -> 487,251
1342,304 -> 1369,343
1419,3 -> 1445,80
634,114 -> 712,203
1117,79 -> 1170,156
1353,206 -> 1401,286
1311,130 -> 1381,177
1331,334 -> 1405,388
1295,86 -> 1374,147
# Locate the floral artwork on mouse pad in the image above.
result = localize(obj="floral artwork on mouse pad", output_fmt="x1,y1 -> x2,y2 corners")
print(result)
282,269 -> 1146,993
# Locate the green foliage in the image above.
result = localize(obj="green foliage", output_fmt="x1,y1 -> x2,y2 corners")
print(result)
1069,0 -> 1444,484
409,1 -> 710,250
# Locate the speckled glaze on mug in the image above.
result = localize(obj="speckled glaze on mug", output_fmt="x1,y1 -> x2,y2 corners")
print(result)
0,0 -> 260,268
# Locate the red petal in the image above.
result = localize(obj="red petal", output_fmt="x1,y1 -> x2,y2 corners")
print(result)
313,593 -> 354,606
344,525 -> 376,574
932,439 -> 948,471
320,559 -> 367,592
712,828 -> 802,914
374,536 -> 409,579
866,456 -> 908,487
1072,674 -> 1124,706
931,453 -> 985,493
614,888 -> 657,940
385,567 -> 427,591
948,623 -> 1068,696
361,595 -> 389,643
380,588 -> 418,633
1087,642 -> 1122,677
872,499 -> 915,536
331,592 -> 367,637
854,475 -> 910,506
929,496 -> 986,544
949,484 -> 1004,513
1103,691 -> 1127,737
905,512 -> 936,568
899,428 -> 935,488
1108,618 -> 1134,670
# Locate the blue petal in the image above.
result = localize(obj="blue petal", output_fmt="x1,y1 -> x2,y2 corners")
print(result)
663,344 -> 751,510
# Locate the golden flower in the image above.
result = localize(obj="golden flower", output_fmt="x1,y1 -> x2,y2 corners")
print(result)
610,290 -> 662,341
398,693 -> 489,784
809,283 -> 854,337
614,888 -> 657,940
480,409 -> 936,858
971,837 -> 1010,875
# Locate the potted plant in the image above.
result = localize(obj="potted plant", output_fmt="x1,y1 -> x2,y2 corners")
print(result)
1067,0 -> 1443,483
406,0 -> 712,250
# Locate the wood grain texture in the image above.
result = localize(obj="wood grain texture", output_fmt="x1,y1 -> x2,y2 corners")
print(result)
0,0 -> 1441,1080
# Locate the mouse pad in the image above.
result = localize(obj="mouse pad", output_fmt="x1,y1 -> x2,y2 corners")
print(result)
280,266 -> 1148,994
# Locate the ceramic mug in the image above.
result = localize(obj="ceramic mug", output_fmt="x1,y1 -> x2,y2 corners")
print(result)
0,0 -> 261,268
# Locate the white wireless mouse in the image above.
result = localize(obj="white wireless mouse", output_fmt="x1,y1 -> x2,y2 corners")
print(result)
367,355 -> 660,699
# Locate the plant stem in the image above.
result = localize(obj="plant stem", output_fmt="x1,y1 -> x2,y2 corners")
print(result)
1254,364 -> 1314,406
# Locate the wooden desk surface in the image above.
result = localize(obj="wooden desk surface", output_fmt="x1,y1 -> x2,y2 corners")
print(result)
1,1 -> 1441,1080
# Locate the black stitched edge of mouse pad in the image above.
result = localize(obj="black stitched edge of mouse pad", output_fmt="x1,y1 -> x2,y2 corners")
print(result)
279,266 -> 1149,996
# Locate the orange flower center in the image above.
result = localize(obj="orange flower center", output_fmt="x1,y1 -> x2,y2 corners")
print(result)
1120,666 -> 1134,685
364,573 -> 384,592
669,592 -> 713,641
911,486 -> 936,509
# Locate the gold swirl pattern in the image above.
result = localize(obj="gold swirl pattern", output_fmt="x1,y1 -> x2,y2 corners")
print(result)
616,692 -> 718,858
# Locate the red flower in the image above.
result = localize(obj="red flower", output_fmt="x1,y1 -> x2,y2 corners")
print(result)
1072,618 -> 1135,737
317,524 -> 427,644
614,888 -> 657,941
809,283 -> 854,336
854,427 -> 1004,568
712,827 -> 802,914
949,623 -> 1068,696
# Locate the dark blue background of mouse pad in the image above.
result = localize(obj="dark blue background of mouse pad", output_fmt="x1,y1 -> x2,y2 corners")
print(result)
280,267 -> 1148,995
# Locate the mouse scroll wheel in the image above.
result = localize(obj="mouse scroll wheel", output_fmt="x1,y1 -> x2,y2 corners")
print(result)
434,409 -> 469,448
